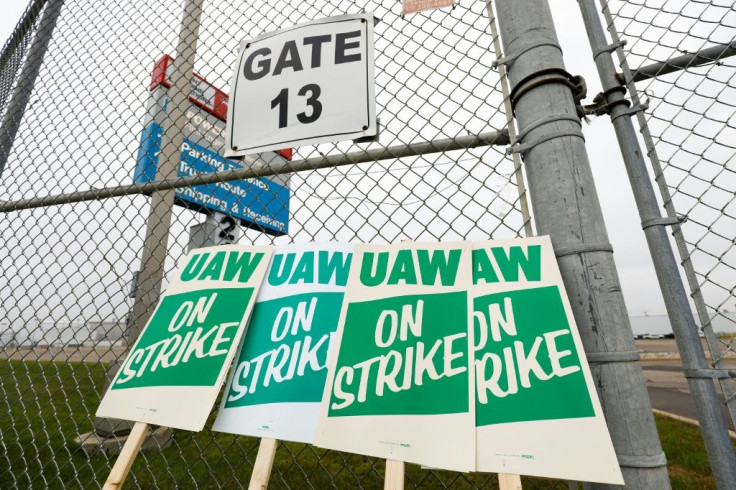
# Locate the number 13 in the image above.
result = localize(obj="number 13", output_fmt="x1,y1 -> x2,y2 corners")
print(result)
270,84 -> 322,128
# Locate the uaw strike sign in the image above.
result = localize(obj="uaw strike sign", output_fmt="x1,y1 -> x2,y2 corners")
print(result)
213,243 -> 352,443
226,13 -> 377,156
97,245 -> 272,431
314,242 -> 475,472
473,237 -> 622,484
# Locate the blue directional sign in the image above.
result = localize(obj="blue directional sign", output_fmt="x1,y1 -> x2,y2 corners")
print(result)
134,121 -> 289,235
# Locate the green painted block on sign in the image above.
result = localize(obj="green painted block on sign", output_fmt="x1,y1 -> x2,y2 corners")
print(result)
112,287 -> 253,390
224,291 -> 344,407
474,286 -> 594,426
328,291 -> 470,417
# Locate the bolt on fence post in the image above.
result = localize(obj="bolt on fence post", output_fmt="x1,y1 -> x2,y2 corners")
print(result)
576,0 -> 736,486
127,0 -> 205,343
492,1 -> 670,487
0,0 -> 64,178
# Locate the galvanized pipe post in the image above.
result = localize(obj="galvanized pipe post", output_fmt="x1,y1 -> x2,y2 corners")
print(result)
0,0 -> 64,177
492,1 -> 670,487
127,0 -> 204,342
577,0 -> 736,486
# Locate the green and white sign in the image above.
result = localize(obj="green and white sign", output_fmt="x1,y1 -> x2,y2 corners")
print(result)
473,237 -> 623,484
96,245 -> 273,431
213,243 -> 352,443
314,242 -> 475,472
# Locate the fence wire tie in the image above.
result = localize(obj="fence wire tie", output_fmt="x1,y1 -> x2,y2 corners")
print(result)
593,38 -> 627,59
641,215 -> 686,230
516,114 -> 581,142
585,350 -> 641,363
505,128 -> 585,155
492,39 -> 562,68
611,101 -> 650,121
616,452 -> 668,469
507,111 -> 585,155
684,369 -> 736,380
553,242 -> 614,258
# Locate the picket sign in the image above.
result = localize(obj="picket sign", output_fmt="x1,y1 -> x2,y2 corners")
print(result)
248,438 -> 278,490
103,422 -> 150,489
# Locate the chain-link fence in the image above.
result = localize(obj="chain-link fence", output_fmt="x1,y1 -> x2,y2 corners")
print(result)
601,0 -> 736,430
0,0 -> 545,488
3,0 -> 735,487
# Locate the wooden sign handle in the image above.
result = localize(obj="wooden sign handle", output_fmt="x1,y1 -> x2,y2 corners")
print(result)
498,473 -> 522,490
103,422 -> 150,490
384,459 -> 404,490
248,438 -> 278,490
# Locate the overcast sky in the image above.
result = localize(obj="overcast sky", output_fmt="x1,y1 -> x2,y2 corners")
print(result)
0,0 -> 720,318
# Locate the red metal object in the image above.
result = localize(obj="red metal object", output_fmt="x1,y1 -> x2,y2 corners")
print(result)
148,55 -> 292,160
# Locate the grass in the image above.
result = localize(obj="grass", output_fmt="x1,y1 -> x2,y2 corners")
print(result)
0,359 -> 731,488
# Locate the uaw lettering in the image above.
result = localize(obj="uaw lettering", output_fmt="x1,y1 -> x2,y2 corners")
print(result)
472,245 -> 594,425
225,250 -> 352,407
112,251 -> 264,390
359,248 -> 462,287
328,247 -> 470,417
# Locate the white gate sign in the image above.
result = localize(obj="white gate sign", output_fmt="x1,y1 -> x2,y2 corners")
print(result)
225,13 -> 377,157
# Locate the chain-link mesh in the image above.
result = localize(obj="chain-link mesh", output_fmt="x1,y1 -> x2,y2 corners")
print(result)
601,0 -> 736,427
0,0 -> 565,488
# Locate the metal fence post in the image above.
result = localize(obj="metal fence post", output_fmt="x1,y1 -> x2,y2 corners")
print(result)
492,1 -> 670,487
0,0 -> 63,177
576,0 -> 736,486
127,0 -> 204,342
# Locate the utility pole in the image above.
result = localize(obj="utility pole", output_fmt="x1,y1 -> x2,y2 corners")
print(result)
577,0 -> 736,486
492,1 -> 670,487
127,0 -> 205,343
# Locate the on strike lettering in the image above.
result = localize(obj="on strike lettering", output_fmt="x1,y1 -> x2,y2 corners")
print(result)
473,296 -> 580,403
116,292 -> 237,384
330,299 -> 467,410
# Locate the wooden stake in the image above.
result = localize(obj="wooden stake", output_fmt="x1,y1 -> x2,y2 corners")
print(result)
384,460 -> 404,490
248,438 -> 278,490
103,422 -> 150,490
498,473 -> 522,490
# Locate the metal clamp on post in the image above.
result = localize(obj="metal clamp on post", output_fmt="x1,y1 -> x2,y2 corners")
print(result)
641,215 -> 686,230
509,68 -> 585,111
583,86 -> 629,117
